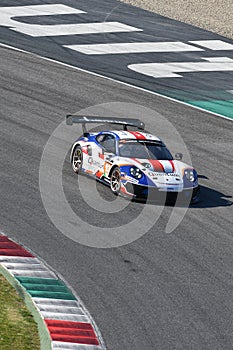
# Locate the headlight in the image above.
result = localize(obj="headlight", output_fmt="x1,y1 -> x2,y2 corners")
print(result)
130,167 -> 143,179
184,169 -> 196,182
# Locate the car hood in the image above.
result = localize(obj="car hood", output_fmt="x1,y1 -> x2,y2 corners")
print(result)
118,158 -> 191,173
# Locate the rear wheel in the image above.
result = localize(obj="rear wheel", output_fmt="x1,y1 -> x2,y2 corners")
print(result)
71,146 -> 83,173
110,167 -> 121,194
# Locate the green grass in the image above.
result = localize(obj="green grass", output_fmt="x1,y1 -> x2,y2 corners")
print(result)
0,275 -> 40,350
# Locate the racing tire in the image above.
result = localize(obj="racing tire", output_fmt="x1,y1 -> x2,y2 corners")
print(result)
110,167 -> 121,195
71,145 -> 83,174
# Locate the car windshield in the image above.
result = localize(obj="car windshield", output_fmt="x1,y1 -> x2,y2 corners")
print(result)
118,140 -> 173,160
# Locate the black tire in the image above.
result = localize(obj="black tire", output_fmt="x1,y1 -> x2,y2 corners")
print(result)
110,167 -> 121,194
71,145 -> 83,174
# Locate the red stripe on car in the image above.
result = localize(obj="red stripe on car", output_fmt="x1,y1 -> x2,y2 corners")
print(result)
149,160 -> 165,172
129,131 -> 146,140
169,160 -> 175,172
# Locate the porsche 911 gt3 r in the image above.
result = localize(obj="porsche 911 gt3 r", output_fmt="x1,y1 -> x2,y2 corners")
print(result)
66,115 -> 199,203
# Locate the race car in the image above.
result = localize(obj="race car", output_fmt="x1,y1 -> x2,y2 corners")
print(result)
66,115 -> 199,203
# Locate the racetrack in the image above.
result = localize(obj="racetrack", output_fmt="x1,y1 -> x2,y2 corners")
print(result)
1,44 -> 233,350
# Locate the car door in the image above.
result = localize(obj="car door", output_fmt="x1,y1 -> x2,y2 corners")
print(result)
95,133 -> 117,178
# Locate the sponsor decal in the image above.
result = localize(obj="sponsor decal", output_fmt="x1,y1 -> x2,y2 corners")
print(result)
87,157 -> 101,168
148,172 -> 180,177
95,170 -> 103,178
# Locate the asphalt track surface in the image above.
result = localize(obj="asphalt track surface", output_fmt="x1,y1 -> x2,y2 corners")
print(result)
1,0 -> 233,120
1,43 -> 233,349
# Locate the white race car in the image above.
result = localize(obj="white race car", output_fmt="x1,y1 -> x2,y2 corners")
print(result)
66,115 -> 199,203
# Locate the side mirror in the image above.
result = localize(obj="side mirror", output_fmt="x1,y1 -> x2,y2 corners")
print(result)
175,153 -> 183,160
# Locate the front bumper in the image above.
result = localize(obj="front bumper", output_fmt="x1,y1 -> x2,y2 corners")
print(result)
124,183 -> 199,204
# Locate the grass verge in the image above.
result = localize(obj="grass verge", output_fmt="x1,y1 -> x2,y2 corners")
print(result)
0,274 -> 40,350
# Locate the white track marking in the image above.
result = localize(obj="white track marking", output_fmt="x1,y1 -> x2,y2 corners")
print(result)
64,41 -> 203,55
0,4 -> 85,27
0,4 -> 84,37
1,42 -> 232,122
0,4 -> 85,19
128,57 -> 233,78
189,40 -> 233,50
0,4 -> 140,37
12,22 -> 142,37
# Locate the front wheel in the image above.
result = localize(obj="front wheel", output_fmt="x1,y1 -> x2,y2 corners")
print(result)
71,146 -> 83,173
110,167 -> 121,194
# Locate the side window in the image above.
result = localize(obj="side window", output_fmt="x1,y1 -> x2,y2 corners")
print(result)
96,134 -> 116,154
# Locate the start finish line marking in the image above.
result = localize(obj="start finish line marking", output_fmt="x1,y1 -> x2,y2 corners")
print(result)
128,57 -> 233,78
189,40 -> 233,51
0,3 -> 141,37
64,41 -> 203,55
0,4 -> 85,25
11,22 -> 142,37
1,3 -> 233,121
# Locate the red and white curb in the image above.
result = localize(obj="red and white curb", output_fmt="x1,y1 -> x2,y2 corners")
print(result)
0,234 -> 106,350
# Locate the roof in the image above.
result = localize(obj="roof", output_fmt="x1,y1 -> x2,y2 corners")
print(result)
111,130 -> 161,142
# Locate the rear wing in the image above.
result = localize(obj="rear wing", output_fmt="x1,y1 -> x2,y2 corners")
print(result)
66,115 -> 145,134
